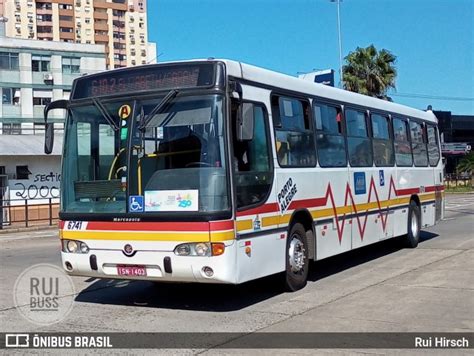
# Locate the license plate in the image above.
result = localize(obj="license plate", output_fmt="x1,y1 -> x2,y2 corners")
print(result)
117,265 -> 147,276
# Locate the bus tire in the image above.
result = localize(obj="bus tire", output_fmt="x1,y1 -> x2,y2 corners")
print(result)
404,200 -> 421,248
283,223 -> 309,292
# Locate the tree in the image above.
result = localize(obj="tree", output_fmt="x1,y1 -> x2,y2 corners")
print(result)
343,44 -> 397,100
456,152 -> 474,185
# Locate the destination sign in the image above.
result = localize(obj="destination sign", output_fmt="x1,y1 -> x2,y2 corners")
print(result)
72,63 -> 216,99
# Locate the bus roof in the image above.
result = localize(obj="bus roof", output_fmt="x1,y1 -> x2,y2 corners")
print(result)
217,59 -> 437,124
78,58 -> 437,123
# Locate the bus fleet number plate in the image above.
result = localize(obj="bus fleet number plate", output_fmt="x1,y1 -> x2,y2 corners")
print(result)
117,265 -> 147,276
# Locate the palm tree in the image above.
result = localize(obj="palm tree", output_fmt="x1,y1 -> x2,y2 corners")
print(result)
343,45 -> 397,100
456,152 -> 474,186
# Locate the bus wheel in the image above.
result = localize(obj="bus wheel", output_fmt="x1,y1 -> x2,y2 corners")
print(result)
283,223 -> 309,291
404,200 -> 421,248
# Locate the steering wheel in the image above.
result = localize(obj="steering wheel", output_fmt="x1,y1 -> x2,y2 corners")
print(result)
185,162 -> 212,168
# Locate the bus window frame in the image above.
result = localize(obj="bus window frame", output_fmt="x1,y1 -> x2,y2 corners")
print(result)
392,116 -> 414,167
233,99 -> 275,213
312,98 -> 348,168
271,92 -> 316,169
426,123 -> 441,167
369,111 -> 395,168
344,106 -> 373,168
409,118 -> 429,168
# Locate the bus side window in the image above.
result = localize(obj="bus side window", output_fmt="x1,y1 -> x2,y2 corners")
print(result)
272,96 -> 315,167
313,103 -> 347,167
346,108 -> 373,167
427,124 -> 440,166
393,117 -> 413,167
410,120 -> 428,167
232,102 -> 273,209
371,113 -> 395,167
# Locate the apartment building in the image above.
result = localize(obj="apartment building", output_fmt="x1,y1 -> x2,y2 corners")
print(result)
0,36 -> 106,209
0,0 -> 156,69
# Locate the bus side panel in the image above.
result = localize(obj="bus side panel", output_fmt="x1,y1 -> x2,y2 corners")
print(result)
393,167 -> 412,237
235,232 -> 286,284
310,168 -> 352,260
234,84 -> 287,283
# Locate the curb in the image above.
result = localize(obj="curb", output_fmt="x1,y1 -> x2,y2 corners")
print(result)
0,225 -> 57,235
445,191 -> 474,195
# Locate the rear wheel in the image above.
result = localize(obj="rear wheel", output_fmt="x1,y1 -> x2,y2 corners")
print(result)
404,200 -> 421,248
283,223 -> 309,291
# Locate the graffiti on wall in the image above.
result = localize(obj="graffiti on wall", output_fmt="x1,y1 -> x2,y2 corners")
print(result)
11,172 -> 61,200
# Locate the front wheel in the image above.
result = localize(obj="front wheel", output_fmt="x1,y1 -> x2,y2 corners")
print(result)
403,200 -> 421,248
282,223 -> 309,292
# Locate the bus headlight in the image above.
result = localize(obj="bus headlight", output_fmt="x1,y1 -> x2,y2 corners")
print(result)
174,242 -> 224,256
63,240 -> 89,254
66,240 -> 78,253
195,243 -> 209,256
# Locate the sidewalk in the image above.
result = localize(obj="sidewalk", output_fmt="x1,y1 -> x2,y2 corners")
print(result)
0,223 -> 57,235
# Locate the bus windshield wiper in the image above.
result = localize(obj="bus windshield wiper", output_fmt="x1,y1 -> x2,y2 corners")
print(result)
92,97 -> 120,131
139,89 -> 178,130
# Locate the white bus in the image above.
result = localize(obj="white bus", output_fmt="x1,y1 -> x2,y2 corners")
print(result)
44,59 -> 444,291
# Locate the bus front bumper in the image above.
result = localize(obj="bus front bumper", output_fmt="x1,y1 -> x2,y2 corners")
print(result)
60,244 -> 237,284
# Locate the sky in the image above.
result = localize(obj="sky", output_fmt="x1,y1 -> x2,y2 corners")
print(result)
148,0 -> 474,115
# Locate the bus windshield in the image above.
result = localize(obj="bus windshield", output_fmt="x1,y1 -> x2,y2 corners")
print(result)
61,94 -> 229,215
134,94 -> 228,214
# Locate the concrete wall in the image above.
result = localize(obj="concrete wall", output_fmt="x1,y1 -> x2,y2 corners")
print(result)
1,155 -> 61,205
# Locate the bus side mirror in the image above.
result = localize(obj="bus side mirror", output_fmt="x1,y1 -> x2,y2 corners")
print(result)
237,102 -> 254,141
44,99 -> 68,154
45,123 -> 54,154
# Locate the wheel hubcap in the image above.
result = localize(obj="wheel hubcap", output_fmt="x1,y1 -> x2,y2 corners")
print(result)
289,236 -> 306,273
411,211 -> 418,236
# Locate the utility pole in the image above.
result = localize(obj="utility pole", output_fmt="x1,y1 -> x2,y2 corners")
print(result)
330,0 -> 344,88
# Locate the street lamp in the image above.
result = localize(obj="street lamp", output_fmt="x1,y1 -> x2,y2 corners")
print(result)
330,0 -> 344,88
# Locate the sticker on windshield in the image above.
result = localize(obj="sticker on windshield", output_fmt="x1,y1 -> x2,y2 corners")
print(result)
144,190 -> 198,212
129,195 -> 144,212
118,104 -> 131,119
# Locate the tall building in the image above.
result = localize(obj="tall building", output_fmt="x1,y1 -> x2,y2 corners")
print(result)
0,36 -> 106,214
0,0 -> 155,69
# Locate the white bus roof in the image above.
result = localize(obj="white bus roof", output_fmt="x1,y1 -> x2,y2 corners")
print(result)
97,58 -> 438,124
216,59 -> 437,123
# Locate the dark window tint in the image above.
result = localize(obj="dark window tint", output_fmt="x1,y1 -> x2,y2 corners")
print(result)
233,103 -> 272,209
410,121 -> 428,166
393,118 -> 413,166
273,96 -> 315,167
32,55 -> 50,72
346,109 -> 372,167
0,52 -> 19,70
2,88 -> 21,105
313,103 -> 346,167
16,165 -> 31,180
371,113 -> 394,166
427,125 -> 440,166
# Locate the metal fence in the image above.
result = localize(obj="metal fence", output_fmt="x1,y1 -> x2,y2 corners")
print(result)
444,174 -> 472,188
0,197 -> 59,230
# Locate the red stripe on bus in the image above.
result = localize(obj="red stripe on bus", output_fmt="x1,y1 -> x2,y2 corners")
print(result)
288,197 -> 327,210
396,187 -> 420,196
236,203 -> 280,217
426,185 -> 445,192
209,220 -> 234,231
61,220 -> 235,232
84,221 -> 210,232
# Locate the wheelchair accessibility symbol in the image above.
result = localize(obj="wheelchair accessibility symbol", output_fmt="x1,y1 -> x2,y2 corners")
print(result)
129,195 -> 144,212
